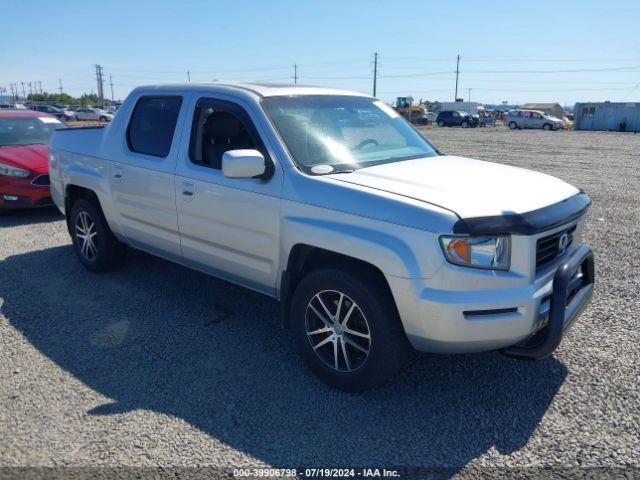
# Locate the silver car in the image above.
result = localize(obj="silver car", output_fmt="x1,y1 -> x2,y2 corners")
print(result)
506,109 -> 564,131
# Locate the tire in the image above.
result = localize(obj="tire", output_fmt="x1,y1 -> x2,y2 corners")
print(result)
99,116 -> 107,122
69,198 -> 126,272
508,121 -> 518,130
543,123 -> 552,131
290,268 -> 410,392
462,121 -> 469,128
437,120 -> 445,127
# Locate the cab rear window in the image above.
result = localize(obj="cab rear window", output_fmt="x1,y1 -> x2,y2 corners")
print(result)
127,96 -> 182,157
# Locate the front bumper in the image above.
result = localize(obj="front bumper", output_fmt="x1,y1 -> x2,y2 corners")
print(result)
387,243 -> 594,355
503,244 -> 594,359
0,175 -> 52,209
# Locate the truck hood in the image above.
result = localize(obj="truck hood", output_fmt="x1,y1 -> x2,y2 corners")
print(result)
327,155 -> 579,219
0,144 -> 49,174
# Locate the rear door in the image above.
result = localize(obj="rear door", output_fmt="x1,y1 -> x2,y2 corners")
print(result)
108,93 -> 187,261
174,95 -> 282,295
531,111 -> 544,129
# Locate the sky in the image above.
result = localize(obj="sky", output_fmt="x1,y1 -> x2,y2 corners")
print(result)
1,0 -> 639,105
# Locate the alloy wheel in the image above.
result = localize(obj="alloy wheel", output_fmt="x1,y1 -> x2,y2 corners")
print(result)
75,211 -> 98,261
305,290 -> 371,372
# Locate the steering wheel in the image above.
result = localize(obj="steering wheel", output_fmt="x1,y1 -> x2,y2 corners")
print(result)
355,139 -> 379,150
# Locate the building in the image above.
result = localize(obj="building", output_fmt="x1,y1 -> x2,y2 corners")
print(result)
573,102 -> 640,132
522,103 -> 564,118
438,101 -> 481,115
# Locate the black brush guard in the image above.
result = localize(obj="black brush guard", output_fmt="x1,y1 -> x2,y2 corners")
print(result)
504,244 -> 594,360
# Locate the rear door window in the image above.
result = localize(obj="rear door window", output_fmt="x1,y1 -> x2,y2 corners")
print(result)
127,96 -> 183,157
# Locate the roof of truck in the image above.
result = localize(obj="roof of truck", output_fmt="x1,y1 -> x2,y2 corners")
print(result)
134,82 -> 368,98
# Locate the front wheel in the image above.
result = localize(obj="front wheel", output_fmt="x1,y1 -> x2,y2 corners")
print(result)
508,121 -> 518,130
291,269 -> 410,392
543,123 -> 552,131
462,121 -> 469,128
69,198 -> 126,272
437,120 -> 445,127
99,116 -> 108,122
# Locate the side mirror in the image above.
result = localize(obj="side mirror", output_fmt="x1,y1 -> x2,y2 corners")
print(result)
222,149 -> 266,179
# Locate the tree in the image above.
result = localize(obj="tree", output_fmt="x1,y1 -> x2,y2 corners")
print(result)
26,91 -> 100,106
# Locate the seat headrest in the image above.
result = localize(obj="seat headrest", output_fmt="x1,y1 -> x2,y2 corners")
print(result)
204,111 -> 242,139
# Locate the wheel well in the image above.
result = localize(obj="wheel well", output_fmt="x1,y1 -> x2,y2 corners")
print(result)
64,185 -> 101,232
280,244 -> 397,328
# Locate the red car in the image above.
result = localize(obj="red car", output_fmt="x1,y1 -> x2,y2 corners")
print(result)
0,110 -> 66,211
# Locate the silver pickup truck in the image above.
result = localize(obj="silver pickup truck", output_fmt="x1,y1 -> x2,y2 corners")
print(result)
49,83 -> 594,391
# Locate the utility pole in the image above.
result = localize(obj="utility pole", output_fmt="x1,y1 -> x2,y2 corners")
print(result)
21,82 -> 26,99
38,81 -> 43,95
28,82 -> 33,96
95,64 -> 104,106
59,78 -> 63,94
293,64 -> 298,84
373,52 -> 378,97
468,88 -> 472,102
454,54 -> 460,101
187,70 -> 191,82
110,75 -> 114,101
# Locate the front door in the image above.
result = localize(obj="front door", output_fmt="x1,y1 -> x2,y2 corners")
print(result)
175,96 -> 282,295
108,94 -> 186,260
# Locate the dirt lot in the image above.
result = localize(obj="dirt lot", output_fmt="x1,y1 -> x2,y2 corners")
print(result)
1,128 -> 639,476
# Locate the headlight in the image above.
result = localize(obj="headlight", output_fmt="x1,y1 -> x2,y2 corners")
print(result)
439,235 -> 510,270
0,162 -> 30,178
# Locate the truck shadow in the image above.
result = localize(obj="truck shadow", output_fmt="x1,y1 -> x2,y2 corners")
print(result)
0,206 -> 63,227
1,245 -> 567,472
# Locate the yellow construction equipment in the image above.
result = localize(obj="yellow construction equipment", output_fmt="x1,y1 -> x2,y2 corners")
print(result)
394,96 -> 429,124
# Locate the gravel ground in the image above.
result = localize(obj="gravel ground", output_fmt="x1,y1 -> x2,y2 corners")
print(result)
1,128 -> 638,478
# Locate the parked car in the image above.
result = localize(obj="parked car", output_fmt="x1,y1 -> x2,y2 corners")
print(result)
49,83 -> 594,391
436,110 -> 479,128
74,107 -> 113,122
505,110 -> 564,131
31,104 -> 75,121
0,110 -> 66,211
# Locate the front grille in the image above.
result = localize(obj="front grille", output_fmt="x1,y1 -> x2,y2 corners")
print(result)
536,225 -> 576,271
31,174 -> 50,186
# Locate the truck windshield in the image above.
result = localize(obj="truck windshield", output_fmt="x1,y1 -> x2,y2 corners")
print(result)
262,95 -> 439,174
0,117 -> 65,147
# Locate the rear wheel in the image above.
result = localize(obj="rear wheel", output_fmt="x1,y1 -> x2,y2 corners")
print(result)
291,269 -> 410,392
69,198 -> 126,272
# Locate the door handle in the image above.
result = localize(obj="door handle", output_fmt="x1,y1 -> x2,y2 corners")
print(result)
181,182 -> 195,199
112,166 -> 123,182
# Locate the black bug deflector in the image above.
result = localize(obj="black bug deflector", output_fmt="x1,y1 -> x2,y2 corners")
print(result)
504,244 -> 594,360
